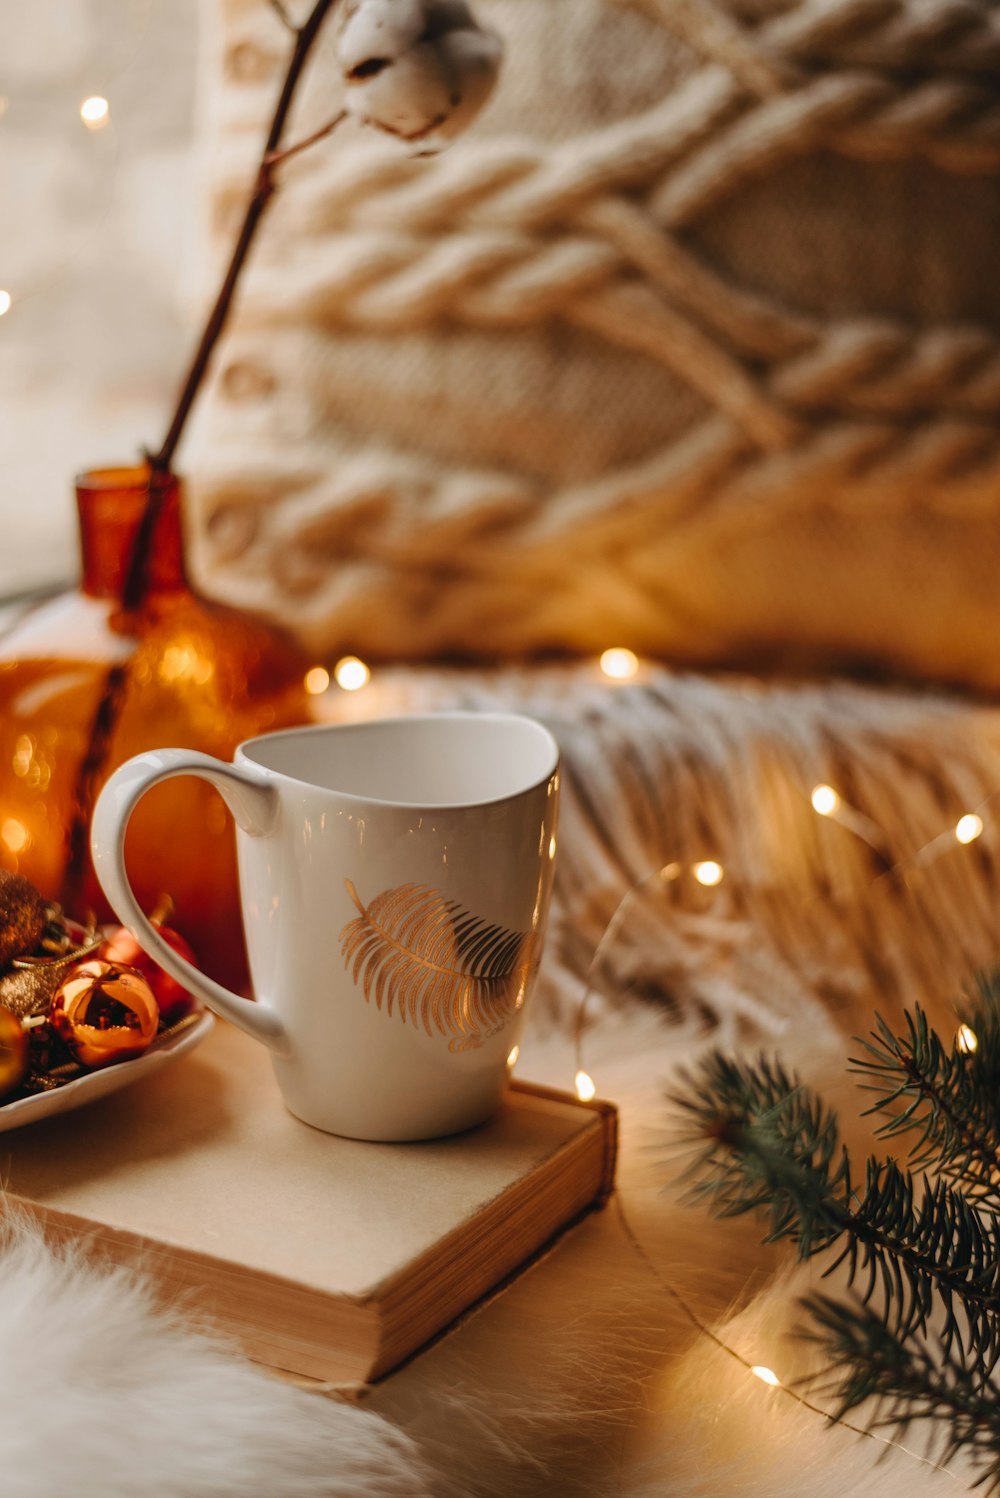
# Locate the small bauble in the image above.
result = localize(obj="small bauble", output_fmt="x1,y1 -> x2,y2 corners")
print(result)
0,870 -> 47,968
51,960 -> 159,1069
1,914 -> 103,1020
98,923 -> 197,1026
0,965 -> 63,1021
0,1006 -> 27,1096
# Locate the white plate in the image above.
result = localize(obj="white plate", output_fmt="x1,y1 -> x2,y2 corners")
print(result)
0,1009 -> 215,1132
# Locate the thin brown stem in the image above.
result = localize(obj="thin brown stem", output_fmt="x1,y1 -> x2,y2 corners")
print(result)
149,0 -> 339,483
121,0 -> 341,614
267,0 -> 298,32
265,108 -> 346,170
61,0 -> 343,909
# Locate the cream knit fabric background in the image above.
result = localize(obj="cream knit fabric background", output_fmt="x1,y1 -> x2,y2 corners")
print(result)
186,0 -> 1000,686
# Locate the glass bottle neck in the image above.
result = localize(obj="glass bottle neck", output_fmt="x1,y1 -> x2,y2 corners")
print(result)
76,465 -> 188,604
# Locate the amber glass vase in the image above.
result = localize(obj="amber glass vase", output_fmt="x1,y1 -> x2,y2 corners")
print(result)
0,466 -> 310,991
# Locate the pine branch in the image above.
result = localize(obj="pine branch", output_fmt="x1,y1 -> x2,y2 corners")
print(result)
852,996 -> 1000,1202
674,1052 -> 849,1256
805,1294 -> 1000,1490
837,1161 -> 1000,1363
672,984 -> 1000,1478
673,1052 -> 1000,1359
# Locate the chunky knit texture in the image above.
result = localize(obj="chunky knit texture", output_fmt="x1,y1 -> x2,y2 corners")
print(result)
186,0 -> 1000,685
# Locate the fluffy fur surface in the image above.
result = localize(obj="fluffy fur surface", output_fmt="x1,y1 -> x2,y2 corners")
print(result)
0,1217 -> 432,1498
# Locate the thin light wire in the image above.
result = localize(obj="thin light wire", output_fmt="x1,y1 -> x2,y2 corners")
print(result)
574,870 -> 664,1073
612,1194 -> 962,1483
804,779 -> 993,886
572,790 -> 991,1487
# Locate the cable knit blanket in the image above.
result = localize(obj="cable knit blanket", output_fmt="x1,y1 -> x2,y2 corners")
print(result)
4,663 -> 998,1497
188,0 -> 1000,689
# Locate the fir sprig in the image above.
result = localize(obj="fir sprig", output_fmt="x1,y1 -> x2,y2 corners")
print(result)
852,981 -> 1000,1202
804,1295 -> 1000,1485
671,976 -> 1000,1485
675,1052 -> 1000,1359
674,1052 -> 848,1255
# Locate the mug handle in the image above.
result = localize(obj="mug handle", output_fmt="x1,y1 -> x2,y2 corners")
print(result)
90,748 -> 289,1054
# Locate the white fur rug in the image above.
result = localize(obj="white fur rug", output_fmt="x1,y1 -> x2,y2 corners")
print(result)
0,1215 -> 432,1498
4,664 -> 998,1496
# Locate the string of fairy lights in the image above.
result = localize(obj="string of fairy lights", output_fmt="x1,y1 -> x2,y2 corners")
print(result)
0,62 -> 981,1462
306,636 -> 990,1059
548,669 -> 990,1479
306,642 -> 965,1457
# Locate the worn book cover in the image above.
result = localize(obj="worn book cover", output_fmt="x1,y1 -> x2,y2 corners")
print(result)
0,1019 -> 617,1383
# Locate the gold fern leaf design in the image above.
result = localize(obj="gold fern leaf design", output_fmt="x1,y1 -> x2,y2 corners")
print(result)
339,880 -> 533,1046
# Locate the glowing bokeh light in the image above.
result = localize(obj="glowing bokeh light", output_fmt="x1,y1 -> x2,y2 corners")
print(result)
599,648 -> 639,681
80,96 -> 110,128
1,818 -> 29,853
575,1069 -> 596,1101
334,656 -> 370,691
956,814 -> 984,845
811,784 -> 840,816
956,1024 -> 979,1055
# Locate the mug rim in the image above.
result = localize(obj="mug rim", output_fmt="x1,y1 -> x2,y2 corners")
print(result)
235,711 -> 560,811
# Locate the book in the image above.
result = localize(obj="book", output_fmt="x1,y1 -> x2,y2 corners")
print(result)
0,1019 -> 617,1385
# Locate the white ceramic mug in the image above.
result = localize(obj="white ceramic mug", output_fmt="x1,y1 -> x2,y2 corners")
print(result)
91,712 -> 560,1141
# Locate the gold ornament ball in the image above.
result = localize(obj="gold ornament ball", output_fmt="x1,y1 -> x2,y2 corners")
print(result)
0,1006 -> 27,1096
51,959 -> 159,1069
0,869 -> 47,968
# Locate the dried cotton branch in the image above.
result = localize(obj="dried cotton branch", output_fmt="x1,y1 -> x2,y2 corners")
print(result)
336,0 -> 503,146
63,0 -> 503,902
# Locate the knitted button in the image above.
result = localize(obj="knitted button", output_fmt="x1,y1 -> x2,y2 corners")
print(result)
222,361 -> 276,400
226,41 -> 278,83
207,503 -> 260,563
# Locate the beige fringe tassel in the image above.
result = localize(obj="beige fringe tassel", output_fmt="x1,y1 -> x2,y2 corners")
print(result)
336,665 -> 1000,1048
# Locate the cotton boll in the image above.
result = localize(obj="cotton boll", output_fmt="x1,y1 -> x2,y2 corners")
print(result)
421,0 -> 477,36
336,0 -> 427,76
421,26 -> 503,145
347,41 -> 454,139
337,0 -> 503,144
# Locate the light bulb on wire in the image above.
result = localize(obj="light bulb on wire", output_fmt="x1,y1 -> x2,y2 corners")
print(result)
956,814 -> 984,845
811,784 -> 840,817
599,648 -> 639,682
956,1024 -> 979,1055
334,656 -> 370,692
575,1070 -> 596,1101
80,96 -> 110,129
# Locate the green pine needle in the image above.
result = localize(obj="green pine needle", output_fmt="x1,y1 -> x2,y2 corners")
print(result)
804,1294 -> 1000,1491
851,989 -> 1000,1201
670,973 -> 1000,1481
